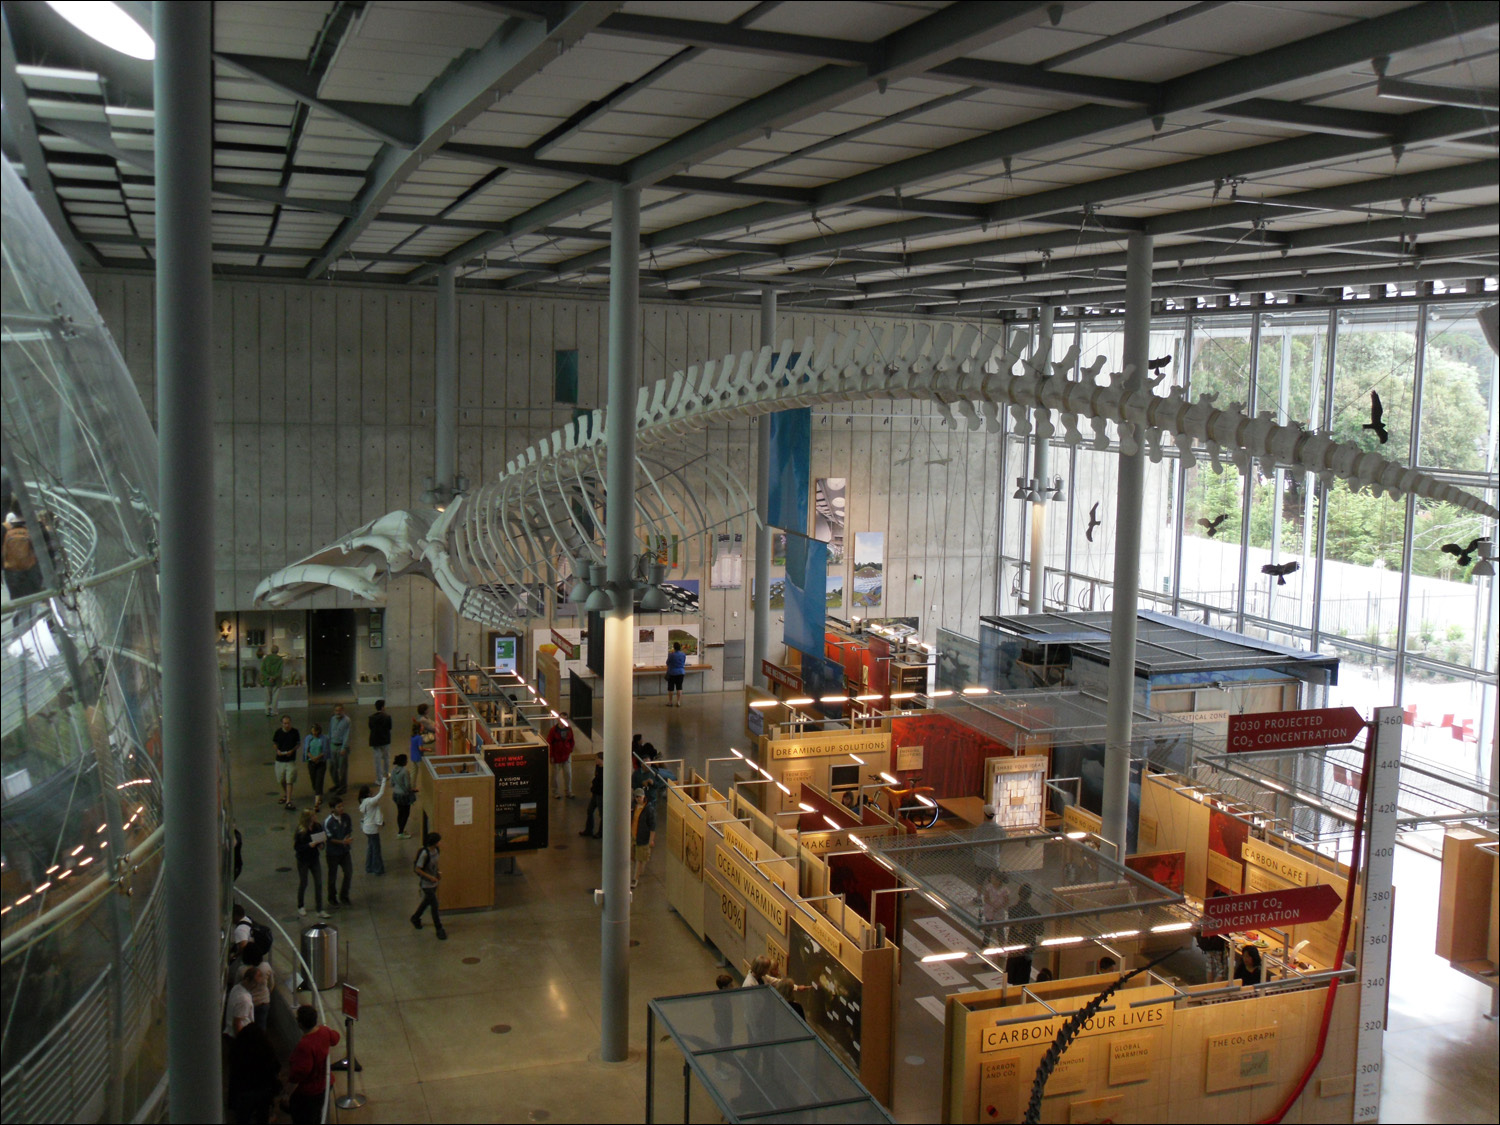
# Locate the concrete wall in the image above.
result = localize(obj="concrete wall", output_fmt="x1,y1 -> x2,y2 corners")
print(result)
86,274 -> 1005,704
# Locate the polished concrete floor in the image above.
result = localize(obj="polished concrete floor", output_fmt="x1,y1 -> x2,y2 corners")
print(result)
228,692 -> 1497,1124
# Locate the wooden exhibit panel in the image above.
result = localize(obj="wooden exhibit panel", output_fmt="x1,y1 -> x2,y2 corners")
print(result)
1140,775 -> 1213,899
1436,828 -> 1498,966
664,778 -> 710,940
944,978 -> 1357,1123
1239,837 -> 1354,968
758,724 -> 893,813
416,754 -> 495,911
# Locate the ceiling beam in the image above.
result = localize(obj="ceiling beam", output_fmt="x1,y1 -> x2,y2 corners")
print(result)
1,12 -> 96,267
213,52 -> 421,147
306,1 -> 624,279
1210,98 -> 1401,138
406,1 -> 1062,283
508,4 -> 1499,291
593,12 -> 876,66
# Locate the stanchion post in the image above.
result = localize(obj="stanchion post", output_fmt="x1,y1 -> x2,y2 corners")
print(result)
335,1015 -> 367,1110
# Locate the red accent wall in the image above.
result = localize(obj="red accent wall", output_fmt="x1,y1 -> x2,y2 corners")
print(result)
828,852 -> 900,935
889,712 -> 1014,799
799,786 -> 861,833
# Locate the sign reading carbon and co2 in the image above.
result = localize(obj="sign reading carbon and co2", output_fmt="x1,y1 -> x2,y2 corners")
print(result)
1226,707 -> 1366,753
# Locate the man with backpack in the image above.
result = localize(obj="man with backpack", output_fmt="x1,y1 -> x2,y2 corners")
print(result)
410,832 -> 446,940
2,514 -> 43,598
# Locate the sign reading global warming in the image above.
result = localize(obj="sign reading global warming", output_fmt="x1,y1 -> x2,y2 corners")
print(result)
1226,707 -> 1365,752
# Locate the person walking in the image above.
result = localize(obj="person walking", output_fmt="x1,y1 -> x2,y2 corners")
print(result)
272,715 -> 301,811
547,717 -> 575,800
292,809 -> 328,919
579,753 -> 603,838
368,699 -> 392,783
358,777 -> 388,875
1005,883 -> 1041,986
323,797 -> 354,907
391,754 -> 418,839
285,1005 -> 340,1125
259,645 -> 285,716
327,703 -> 351,795
302,723 -> 328,811
410,832 -> 446,940
665,641 -> 687,706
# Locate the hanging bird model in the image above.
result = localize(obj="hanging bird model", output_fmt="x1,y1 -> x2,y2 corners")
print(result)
1147,355 -> 1172,373
1441,538 -> 1486,567
1085,502 -> 1102,542
1198,513 -> 1228,538
1261,561 -> 1299,585
1362,390 -> 1389,444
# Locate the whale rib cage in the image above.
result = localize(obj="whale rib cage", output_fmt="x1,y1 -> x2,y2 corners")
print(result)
255,325 -> 1496,629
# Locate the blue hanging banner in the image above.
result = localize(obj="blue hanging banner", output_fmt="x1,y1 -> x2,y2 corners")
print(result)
767,407 -> 811,534
783,533 -> 828,660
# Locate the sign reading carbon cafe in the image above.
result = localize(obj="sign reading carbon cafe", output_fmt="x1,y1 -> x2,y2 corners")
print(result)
1226,707 -> 1366,753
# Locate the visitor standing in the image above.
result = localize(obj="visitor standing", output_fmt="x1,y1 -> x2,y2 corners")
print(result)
410,832 -> 446,940
665,641 -> 687,706
1005,883 -> 1040,985
241,947 -> 274,1031
368,699 -> 392,783
223,964 -> 255,1038
391,753 -> 418,838
286,1005 -> 340,1125
415,703 -> 437,746
631,788 -> 656,889
327,703 -> 351,794
302,722 -> 328,810
579,753 -> 603,838
259,645 -> 285,715
359,778 -> 388,875
272,715 -> 300,811
323,797 -> 354,907
547,718 -> 575,799
292,809 -> 328,919
226,1022 -> 280,1125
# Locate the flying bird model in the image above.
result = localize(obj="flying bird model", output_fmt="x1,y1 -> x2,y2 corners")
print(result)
1362,390 -> 1389,444
1198,513 -> 1228,538
1441,538 -> 1486,567
1085,502 -> 1102,543
1261,561 -> 1300,585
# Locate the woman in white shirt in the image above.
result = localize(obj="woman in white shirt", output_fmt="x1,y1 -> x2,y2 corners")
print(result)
358,777 -> 388,875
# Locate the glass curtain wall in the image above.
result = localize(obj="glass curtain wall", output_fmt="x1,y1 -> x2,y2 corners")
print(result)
995,298 -> 1498,786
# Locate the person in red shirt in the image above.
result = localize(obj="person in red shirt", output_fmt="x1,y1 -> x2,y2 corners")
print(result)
286,1004 -> 341,1125
547,717 -> 576,800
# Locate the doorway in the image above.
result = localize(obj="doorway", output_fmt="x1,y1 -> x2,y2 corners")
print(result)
308,609 -> 356,704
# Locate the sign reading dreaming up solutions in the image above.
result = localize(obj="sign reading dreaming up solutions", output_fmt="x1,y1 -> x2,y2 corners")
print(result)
767,728 -> 891,762
1226,707 -> 1366,752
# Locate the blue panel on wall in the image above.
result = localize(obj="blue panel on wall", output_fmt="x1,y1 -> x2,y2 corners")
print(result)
768,407 -> 810,533
783,533 -> 828,660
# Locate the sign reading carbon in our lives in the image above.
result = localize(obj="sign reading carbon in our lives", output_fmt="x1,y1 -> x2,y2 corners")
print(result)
1226,707 -> 1366,753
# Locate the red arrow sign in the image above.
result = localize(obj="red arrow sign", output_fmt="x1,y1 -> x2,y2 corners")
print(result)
1201,883 -> 1343,936
1226,707 -> 1366,753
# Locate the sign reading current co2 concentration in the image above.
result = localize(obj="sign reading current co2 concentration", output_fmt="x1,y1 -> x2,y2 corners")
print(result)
1226,707 -> 1366,753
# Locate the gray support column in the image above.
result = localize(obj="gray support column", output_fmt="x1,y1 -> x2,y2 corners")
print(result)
434,266 -> 459,662
154,4 -> 222,1120
1101,233 -> 1152,859
1028,302 -> 1054,613
601,184 -> 640,1063
752,290 -> 776,686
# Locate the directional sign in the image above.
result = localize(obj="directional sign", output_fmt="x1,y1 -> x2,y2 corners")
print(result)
1226,707 -> 1366,753
1200,883 -> 1343,936
342,983 -> 359,1021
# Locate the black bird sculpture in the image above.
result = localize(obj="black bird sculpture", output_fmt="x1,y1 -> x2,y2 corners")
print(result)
1085,502 -> 1102,543
1197,514 -> 1228,538
1147,355 -> 1172,373
1362,390 -> 1389,444
1261,561 -> 1299,585
1441,538 -> 1484,567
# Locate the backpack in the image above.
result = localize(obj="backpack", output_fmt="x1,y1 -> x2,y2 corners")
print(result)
3,524 -> 36,571
248,919 -> 273,959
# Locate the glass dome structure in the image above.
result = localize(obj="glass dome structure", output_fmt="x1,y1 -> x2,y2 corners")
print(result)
1,155 -> 229,1122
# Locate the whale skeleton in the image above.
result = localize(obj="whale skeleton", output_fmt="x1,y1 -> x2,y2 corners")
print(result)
255,324 -> 1496,629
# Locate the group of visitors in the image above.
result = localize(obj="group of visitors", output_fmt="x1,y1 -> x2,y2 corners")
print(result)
223,996 -> 342,1125
271,701 -> 396,815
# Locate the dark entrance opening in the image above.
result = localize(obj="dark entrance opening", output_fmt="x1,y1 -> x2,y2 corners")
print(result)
308,609 -> 356,704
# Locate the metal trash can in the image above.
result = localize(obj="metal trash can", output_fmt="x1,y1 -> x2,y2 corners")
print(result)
299,924 -> 340,991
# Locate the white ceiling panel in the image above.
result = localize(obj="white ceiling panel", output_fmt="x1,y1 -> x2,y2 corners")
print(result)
16,65 -> 101,95
750,1 -> 930,41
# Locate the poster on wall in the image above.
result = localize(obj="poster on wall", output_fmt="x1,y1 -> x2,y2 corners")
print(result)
634,624 -> 702,667
1124,850 -> 1187,894
789,916 -> 863,1070
492,634 -> 518,675
657,578 -> 700,613
853,532 -> 884,608
783,535 -> 829,659
1206,808 -> 1249,895
711,532 -> 744,589
826,574 -> 845,611
813,478 -> 847,564
751,574 -> 787,609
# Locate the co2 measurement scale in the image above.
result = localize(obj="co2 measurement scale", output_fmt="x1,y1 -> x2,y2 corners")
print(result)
1353,708 -> 1401,1121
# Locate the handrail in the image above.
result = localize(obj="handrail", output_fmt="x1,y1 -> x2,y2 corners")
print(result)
236,887 -> 332,1124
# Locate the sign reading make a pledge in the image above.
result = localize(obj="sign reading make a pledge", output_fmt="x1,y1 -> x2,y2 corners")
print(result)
1226,707 -> 1365,753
